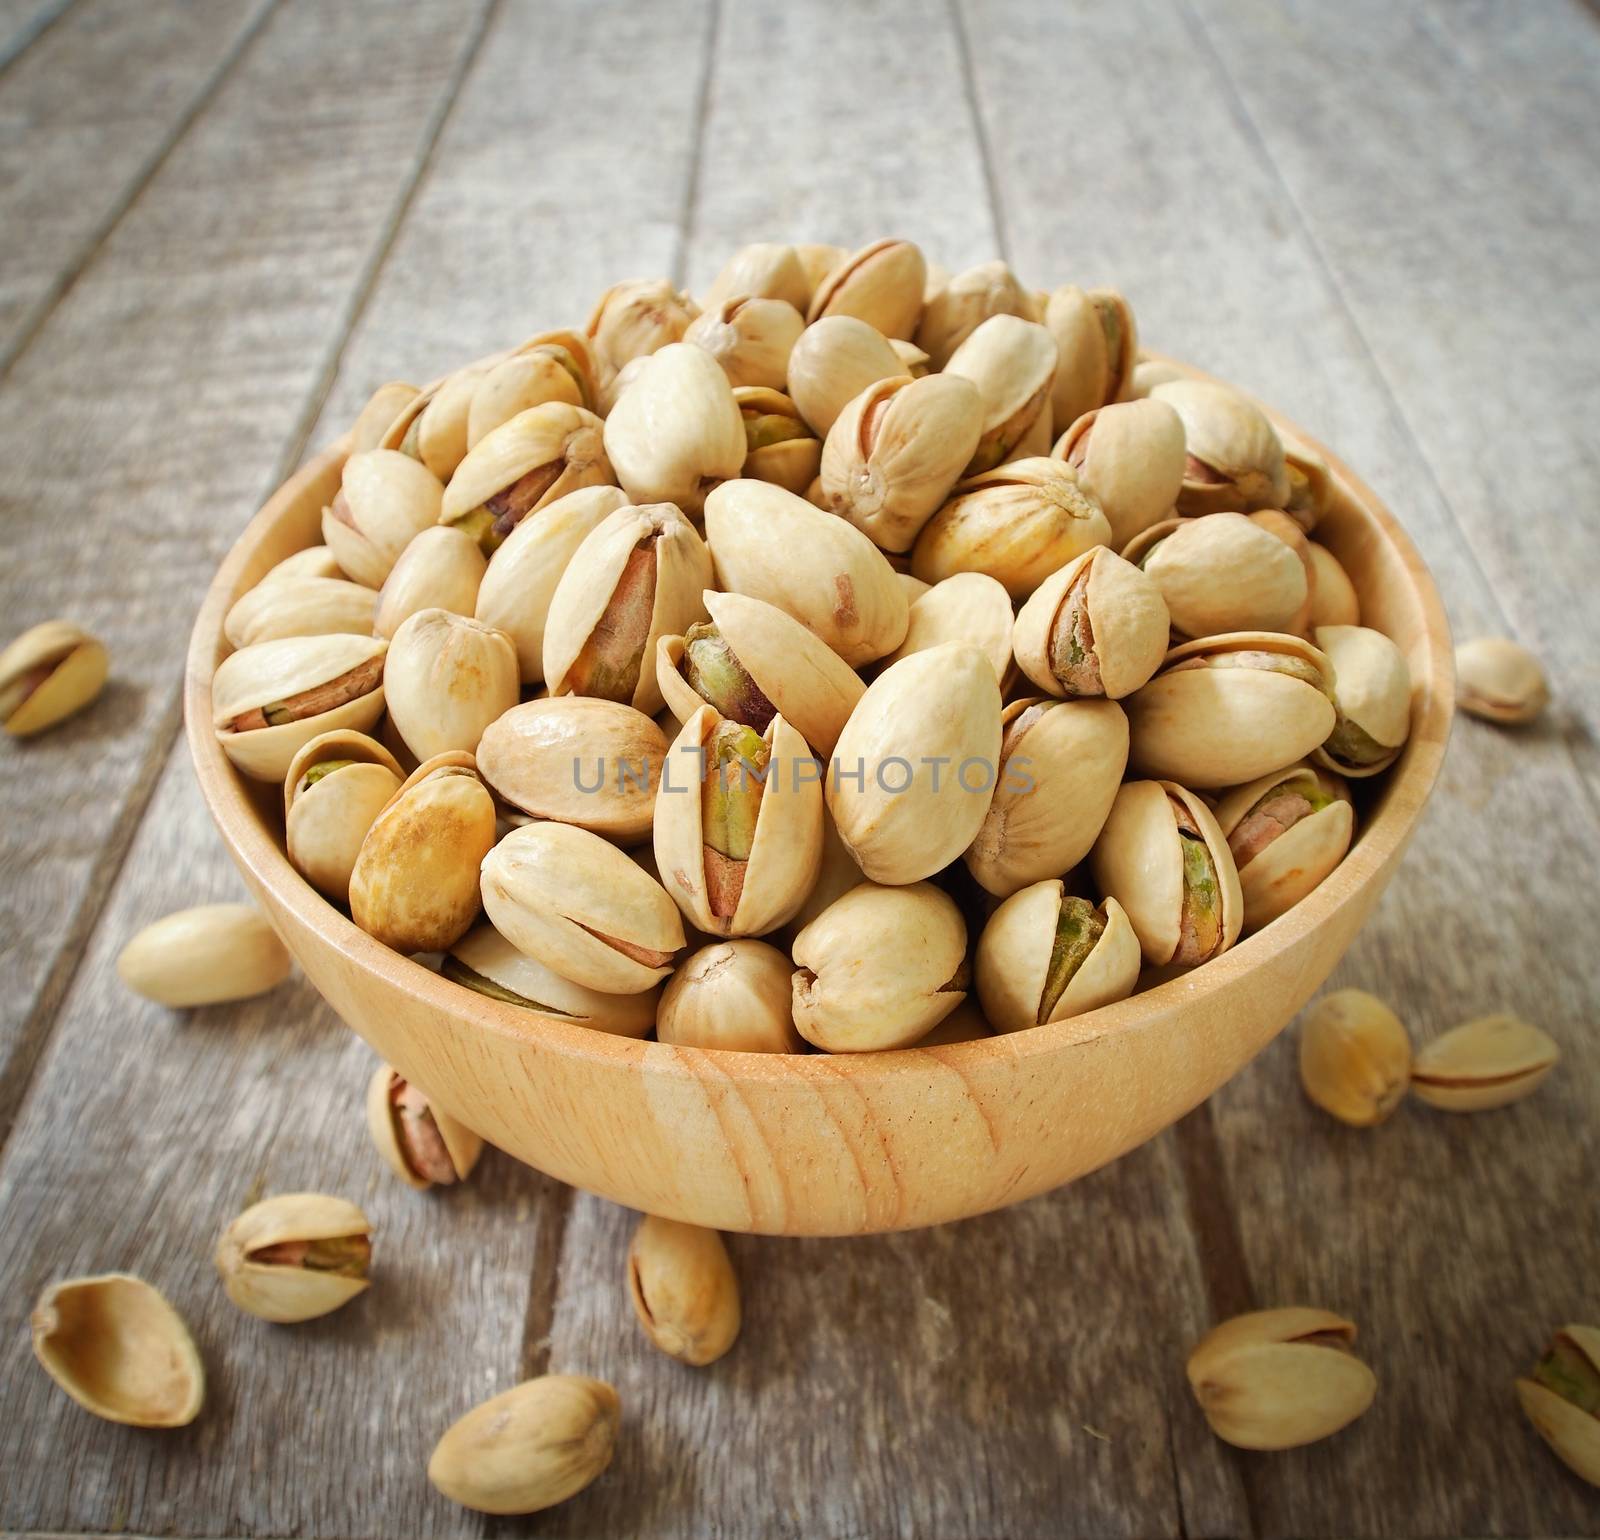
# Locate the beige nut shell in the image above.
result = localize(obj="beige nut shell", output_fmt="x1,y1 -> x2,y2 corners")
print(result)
0,620 -> 109,736
1313,624 -> 1412,777
321,450 -> 444,588
225,575 -> 377,649
1143,513 -> 1309,639
283,729 -> 405,902
442,402 -> 612,538
806,237 -> 927,340
365,1064 -> 483,1190
1052,398 -> 1186,549
373,526 -> 486,640
1517,1326 -> 1600,1488
1152,378 -> 1290,514
656,939 -> 803,1053
214,1193 -> 372,1324
787,314 -> 911,437
117,902 -> 291,1008
385,609 -> 519,761
879,571 -> 1014,685
1410,1014 -> 1560,1112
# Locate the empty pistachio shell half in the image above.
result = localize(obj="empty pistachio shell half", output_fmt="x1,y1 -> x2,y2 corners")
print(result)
587,275 -> 698,374
385,609 -> 519,761
733,384 -> 821,495
1296,988 -> 1411,1127
627,1216 -> 741,1366
117,902 -> 290,1008
945,313 -> 1058,474
321,449 -> 444,588
1044,285 -> 1137,427
915,259 -> 1034,371
1307,542 -> 1361,628
0,620 -> 109,737
879,571 -> 1014,684
685,294 -> 805,391
1187,1308 -> 1377,1450
1455,635 -> 1548,724
283,730 -> 404,903
1152,378 -> 1290,515
215,1193 -> 372,1323
806,237 -> 927,340
656,939 -> 803,1052
1313,624 -> 1412,778
350,380 -> 420,454
1142,512 -> 1309,639
429,1375 -> 620,1515
224,574 -> 377,650
1052,398 -> 1186,550
372,525 -> 486,640
1517,1325 -> 1600,1489
1410,1014 -> 1559,1112
1214,763 -> 1354,931
702,242 -> 811,313
366,1064 -> 482,1190
32,1273 -> 204,1428
787,314 -> 911,437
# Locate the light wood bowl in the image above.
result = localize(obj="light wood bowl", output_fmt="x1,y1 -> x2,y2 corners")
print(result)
185,374 -> 1453,1236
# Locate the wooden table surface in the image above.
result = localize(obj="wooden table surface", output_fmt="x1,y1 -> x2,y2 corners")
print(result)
2,0 -> 1597,1534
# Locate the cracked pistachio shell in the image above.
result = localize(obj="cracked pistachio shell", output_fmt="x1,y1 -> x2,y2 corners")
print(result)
596,353 -> 650,416
1152,379 -> 1290,514
429,1375 -> 620,1516
445,922 -> 657,1037
481,822 -> 685,993
0,620 -> 109,736
787,315 -> 911,437
216,1193 -> 372,1323
792,881 -> 967,1052
976,883 -> 1141,1033
1312,624 -> 1411,778
1296,988 -> 1411,1127
466,330 -> 597,447
365,1064 -> 482,1190
656,939 -> 803,1052
373,526 -> 486,640
1013,546 -> 1171,701
1455,635 -> 1547,724
704,480 -> 909,666
1052,398 -> 1186,549
628,1215 -> 741,1366
283,729 -> 404,902
1045,285 -> 1138,427
794,242 -> 848,299
945,314 -> 1058,474
586,277 -> 699,374
1126,632 -> 1336,789
1307,542 -> 1361,628
32,1274 -> 203,1428
475,485 -> 629,683
806,237 -> 927,340
1517,1326 -> 1600,1489
686,295 -> 805,391
350,380 -> 420,454
656,588 -> 864,755
827,641 -> 1002,885
385,609 -> 519,761
321,450 -> 445,588
1187,1308 -> 1377,1451
225,574 -> 376,649
384,360 -> 499,481
965,696 -> 1129,897
477,697 -> 666,843
117,902 -> 291,1007
543,501 -> 713,717
819,373 -> 984,553
442,402 -> 613,553
914,259 -> 1034,371
733,385 -> 821,495
349,752 -> 495,953
212,633 -> 387,782
1214,762 -> 1353,931
653,706 -> 824,937
910,458 -> 1111,600
1143,512 -> 1309,638
1091,779 -> 1243,968
602,343 -> 745,514
702,242 -> 812,313
880,571 -> 1014,684
1410,1014 -> 1559,1112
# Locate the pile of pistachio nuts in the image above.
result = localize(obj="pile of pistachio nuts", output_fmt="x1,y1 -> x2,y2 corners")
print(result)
211,236 -> 1420,1051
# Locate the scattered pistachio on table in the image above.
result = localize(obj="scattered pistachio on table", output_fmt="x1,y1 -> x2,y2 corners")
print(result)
215,1194 -> 373,1323
627,1215 -> 742,1366
117,902 -> 291,1008
1409,1014 -> 1560,1112
366,1064 -> 483,1190
1297,987 -> 1411,1127
1455,635 -> 1549,724
0,620 -> 108,737
1517,1325 -> 1600,1489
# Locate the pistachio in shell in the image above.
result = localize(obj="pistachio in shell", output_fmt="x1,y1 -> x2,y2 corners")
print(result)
879,571 -> 1014,684
1141,512 -> 1309,639
1312,624 -> 1411,778
628,1215 -> 742,1367
685,295 -> 805,391
914,259 -> 1034,371
776,806 -> 867,945
283,729 -> 405,902
372,525 -> 486,640
1044,285 -> 1138,428
793,242 -> 849,300
1517,1325 -> 1600,1489
0,620 -> 108,737
1052,397 -> 1186,549
1128,356 -> 1186,399
656,939 -> 803,1052
321,449 -> 444,588
786,314 -> 911,437
350,380 -> 420,454
253,545 -> 346,586
1249,508 -> 1317,636
466,330 -> 597,447
1410,1014 -> 1559,1112
1455,635 -> 1547,724
586,276 -> 699,375
733,385 -> 821,495
215,1192 -> 373,1323
384,608 -> 519,761
1296,988 -> 1411,1128
944,313 -> 1058,474
702,241 -> 811,313
1307,542 -> 1361,629
382,359 -> 497,481
806,237 -> 927,340
366,1064 -> 482,1189
1151,378 -> 1290,514
117,902 -> 291,1008
224,575 -> 377,649
1280,427 -> 1335,532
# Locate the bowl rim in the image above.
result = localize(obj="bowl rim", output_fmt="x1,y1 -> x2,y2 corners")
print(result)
184,357 -> 1454,1090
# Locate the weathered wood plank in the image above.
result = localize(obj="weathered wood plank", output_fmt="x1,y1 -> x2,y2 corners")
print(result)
0,0 -> 71,73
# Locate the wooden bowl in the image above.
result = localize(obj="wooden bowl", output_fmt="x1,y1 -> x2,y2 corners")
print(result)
186,378 -> 1452,1236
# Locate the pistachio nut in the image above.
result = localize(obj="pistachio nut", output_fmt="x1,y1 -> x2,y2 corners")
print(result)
1090,779 -> 1243,968
321,449 -> 445,588
654,706 -> 823,937
1128,356 -> 1186,399
224,574 -> 377,649
1013,546 -> 1171,701
1044,285 -> 1137,427
1312,624 -> 1411,778
733,385 -> 821,495
1125,632 -> 1336,789
819,373 -> 984,552
1455,635 -> 1548,724
383,360 -> 496,481
283,729 -> 404,902
31,1274 -> 204,1428
475,485 -> 630,682
703,479 -> 909,666
0,620 -> 109,737
586,276 -> 699,375
428,1375 -> 620,1515
685,295 -> 805,391
702,241 -> 811,313
945,314 -> 1058,474
786,314 -> 911,437
543,501 -> 714,716
1214,762 -> 1354,931
792,881 -> 969,1051
1187,1308 -> 1377,1451
1410,1014 -> 1559,1112
1517,1325 -> 1600,1489
914,259 -> 1034,371
366,1064 -> 482,1189
1295,988 -> 1411,1127
372,525 -> 486,640
350,380 -> 420,454
965,696 -> 1129,897
596,352 -> 651,416
444,921 -> 658,1038
478,696 -> 666,843
976,882 -> 1141,1033
1141,512 -> 1309,639
480,821 -> 685,993
657,589 -> 864,755
384,609 -> 518,761
1052,397 -> 1186,549
254,544 -> 346,586
1280,428 -> 1334,532
442,402 -> 613,555
806,236 -> 927,340
628,1215 -> 741,1366
1307,542 -> 1361,628
880,571 -> 1014,684
910,457 -> 1112,600
215,1192 -> 373,1323
349,752 -> 496,953
827,641 -> 1003,885
466,330 -> 597,447
793,241 -> 849,300
117,902 -> 290,1007
656,938 -> 803,1052
1151,378 -> 1290,514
